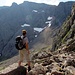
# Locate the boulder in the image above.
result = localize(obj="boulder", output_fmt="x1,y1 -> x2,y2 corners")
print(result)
53,55 -> 62,63
42,59 -> 54,66
65,66 -> 75,75
46,72 -> 51,75
28,70 -> 38,75
65,59 -> 75,67
51,71 -> 64,75
29,63 -> 47,74
0,66 -> 27,75
64,70 -> 73,75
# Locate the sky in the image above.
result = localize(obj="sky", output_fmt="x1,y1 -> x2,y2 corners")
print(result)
0,0 -> 75,6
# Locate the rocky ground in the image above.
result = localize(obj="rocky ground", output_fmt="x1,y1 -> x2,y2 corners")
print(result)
29,48 -> 75,75
0,39 -> 75,75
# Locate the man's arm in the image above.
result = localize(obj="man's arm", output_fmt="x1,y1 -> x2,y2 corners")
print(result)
25,42 -> 30,54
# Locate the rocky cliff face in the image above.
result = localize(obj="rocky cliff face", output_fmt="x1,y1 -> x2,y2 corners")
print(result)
0,1 -> 74,60
52,3 -> 75,51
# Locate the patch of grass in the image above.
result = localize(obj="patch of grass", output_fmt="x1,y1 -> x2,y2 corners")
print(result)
62,30 -> 71,43
0,67 -> 5,71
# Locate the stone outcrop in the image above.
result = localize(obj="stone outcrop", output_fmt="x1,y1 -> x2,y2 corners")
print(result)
0,66 -> 27,75
52,3 -> 75,51
27,45 -> 75,75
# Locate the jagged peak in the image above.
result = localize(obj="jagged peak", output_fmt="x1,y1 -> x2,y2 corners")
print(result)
58,1 -> 75,6
11,2 -> 18,7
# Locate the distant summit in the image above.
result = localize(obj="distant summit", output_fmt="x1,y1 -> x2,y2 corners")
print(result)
11,2 -> 18,6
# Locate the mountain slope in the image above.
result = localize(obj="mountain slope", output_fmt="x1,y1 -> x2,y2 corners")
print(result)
52,3 -> 75,51
29,27 -> 52,49
0,1 -> 74,60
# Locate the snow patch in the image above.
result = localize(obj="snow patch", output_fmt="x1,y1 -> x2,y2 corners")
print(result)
48,23 -> 51,27
45,16 -> 53,27
21,24 -> 30,27
34,28 -> 44,32
35,35 -> 38,37
47,16 -> 52,20
32,10 -> 38,12
45,21 -> 51,27
45,21 -> 51,24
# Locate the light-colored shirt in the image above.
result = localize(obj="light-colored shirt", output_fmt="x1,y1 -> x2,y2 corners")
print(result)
21,35 -> 28,45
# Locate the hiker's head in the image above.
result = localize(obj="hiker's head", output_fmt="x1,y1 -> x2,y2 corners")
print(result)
22,30 -> 27,35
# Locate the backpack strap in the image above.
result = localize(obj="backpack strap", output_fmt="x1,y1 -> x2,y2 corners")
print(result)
22,35 -> 27,48
21,35 -> 26,39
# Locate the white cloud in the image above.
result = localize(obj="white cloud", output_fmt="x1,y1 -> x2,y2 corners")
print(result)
0,0 -> 7,6
26,0 -> 60,5
0,0 -> 75,6
0,0 -> 60,6
41,0 -> 60,5
4,0 -> 24,6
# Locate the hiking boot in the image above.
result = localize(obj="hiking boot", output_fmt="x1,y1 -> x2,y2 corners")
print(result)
28,66 -> 31,72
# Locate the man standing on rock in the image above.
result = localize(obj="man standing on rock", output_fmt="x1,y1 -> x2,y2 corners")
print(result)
18,29 -> 31,72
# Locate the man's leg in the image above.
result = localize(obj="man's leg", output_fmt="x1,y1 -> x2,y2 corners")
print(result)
28,61 -> 31,72
18,60 -> 23,66
26,54 -> 31,72
18,50 -> 24,66
23,49 -> 31,72
25,51 -> 31,72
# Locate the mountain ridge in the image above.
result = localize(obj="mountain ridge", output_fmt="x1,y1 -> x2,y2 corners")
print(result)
52,3 -> 75,51
0,1 -> 74,60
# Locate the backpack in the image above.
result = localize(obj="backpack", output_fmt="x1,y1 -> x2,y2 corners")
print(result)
15,35 -> 26,50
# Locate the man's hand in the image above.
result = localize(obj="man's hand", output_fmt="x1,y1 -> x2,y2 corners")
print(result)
27,50 -> 30,54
